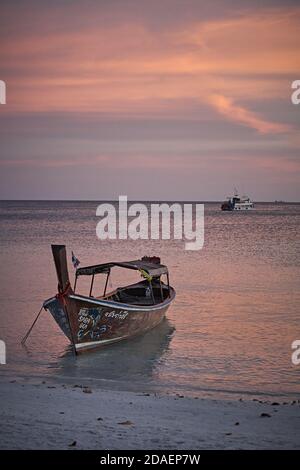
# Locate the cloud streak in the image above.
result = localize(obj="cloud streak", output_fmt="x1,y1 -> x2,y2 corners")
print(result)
209,95 -> 293,134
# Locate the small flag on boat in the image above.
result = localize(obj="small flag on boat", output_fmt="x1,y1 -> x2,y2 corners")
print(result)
72,251 -> 80,269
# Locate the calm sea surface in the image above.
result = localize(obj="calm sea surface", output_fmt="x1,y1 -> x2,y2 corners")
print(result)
0,201 -> 299,400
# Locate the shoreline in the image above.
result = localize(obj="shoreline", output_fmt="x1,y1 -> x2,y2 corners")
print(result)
2,367 -> 299,402
0,377 -> 299,450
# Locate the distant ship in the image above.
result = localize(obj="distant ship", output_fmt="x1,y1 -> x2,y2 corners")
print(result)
221,189 -> 254,211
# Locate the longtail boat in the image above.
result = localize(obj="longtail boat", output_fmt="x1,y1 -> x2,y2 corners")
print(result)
42,245 -> 176,354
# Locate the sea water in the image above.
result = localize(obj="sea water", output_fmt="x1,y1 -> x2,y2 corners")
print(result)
0,201 -> 299,400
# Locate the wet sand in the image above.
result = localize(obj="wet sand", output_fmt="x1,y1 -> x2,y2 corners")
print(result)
0,377 -> 299,450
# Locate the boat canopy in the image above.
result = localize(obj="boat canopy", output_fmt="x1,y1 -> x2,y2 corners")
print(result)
76,259 -> 168,278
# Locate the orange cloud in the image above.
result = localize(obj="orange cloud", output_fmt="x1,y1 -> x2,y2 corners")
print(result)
209,94 -> 292,134
178,8 -> 300,75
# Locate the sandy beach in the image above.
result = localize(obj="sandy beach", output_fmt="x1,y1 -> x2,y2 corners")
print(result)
0,376 -> 299,450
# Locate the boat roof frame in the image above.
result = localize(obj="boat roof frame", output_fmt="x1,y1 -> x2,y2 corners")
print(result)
75,259 -> 169,278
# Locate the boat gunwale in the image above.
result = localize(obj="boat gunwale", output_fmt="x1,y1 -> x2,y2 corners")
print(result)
43,290 -> 176,312
68,288 -> 176,312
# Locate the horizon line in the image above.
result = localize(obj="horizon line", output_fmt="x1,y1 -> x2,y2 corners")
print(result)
0,199 -> 299,204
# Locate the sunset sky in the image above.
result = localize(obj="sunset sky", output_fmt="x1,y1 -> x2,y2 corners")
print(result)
0,0 -> 299,200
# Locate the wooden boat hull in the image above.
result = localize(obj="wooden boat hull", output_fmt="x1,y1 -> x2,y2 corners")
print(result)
43,245 -> 176,354
44,289 -> 175,353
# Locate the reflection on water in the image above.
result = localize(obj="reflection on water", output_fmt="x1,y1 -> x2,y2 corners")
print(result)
0,201 -> 300,400
55,318 -> 175,389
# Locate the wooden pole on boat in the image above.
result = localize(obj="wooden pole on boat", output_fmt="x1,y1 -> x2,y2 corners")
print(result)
149,280 -> 155,304
103,270 -> 110,296
166,272 -> 171,297
51,244 -> 70,293
51,245 -> 77,355
159,279 -> 164,301
89,274 -> 95,297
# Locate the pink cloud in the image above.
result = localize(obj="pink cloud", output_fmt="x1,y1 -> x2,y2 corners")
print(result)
209,94 -> 292,134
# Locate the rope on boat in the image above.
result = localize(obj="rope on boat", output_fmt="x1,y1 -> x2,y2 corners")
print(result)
139,269 -> 153,282
21,305 -> 44,345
